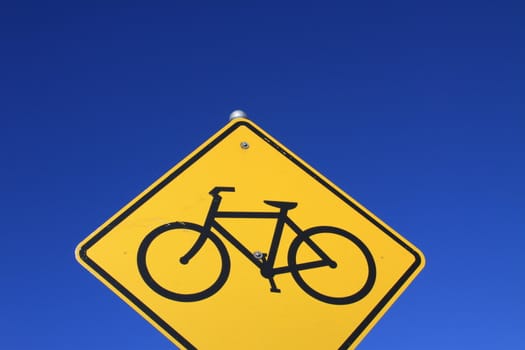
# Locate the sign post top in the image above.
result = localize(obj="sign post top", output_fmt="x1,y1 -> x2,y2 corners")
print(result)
76,116 -> 424,349
229,109 -> 248,120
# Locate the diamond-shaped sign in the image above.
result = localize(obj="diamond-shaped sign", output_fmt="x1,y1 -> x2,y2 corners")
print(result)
76,117 -> 425,349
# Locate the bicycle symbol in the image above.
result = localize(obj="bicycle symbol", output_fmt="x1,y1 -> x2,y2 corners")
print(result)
137,186 -> 376,305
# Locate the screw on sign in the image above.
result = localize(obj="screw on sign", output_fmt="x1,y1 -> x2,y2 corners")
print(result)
76,111 -> 425,349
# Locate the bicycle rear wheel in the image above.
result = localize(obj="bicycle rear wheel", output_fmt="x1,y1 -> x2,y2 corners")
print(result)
288,226 -> 375,305
137,222 -> 230,302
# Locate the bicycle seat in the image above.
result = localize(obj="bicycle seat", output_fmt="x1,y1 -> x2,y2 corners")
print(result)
263,200 -> 298,210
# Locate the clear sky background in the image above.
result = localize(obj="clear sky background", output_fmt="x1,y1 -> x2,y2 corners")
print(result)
1,1 -> 524,349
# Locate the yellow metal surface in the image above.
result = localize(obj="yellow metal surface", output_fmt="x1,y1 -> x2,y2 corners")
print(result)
76,118 -> 425,349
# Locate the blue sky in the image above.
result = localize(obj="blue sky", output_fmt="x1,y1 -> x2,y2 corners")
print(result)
1,1 -> 524,349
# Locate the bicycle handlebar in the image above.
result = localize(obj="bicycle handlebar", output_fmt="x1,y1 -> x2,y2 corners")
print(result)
209,186 -> 236,196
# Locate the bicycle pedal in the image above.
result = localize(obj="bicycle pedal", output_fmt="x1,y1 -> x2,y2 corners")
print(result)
270,287 -> 281,293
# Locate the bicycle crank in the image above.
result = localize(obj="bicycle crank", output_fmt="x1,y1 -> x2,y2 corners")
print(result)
253,251 -> 281,293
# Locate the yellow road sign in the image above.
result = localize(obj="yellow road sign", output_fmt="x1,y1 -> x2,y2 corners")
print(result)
76,117 -> 425,349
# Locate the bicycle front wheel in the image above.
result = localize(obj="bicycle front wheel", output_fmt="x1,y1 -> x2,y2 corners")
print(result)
288,226 -> 376,305
137,222 -> 230,302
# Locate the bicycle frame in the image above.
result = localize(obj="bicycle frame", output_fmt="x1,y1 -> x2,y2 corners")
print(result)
180,187 -> 335,291
138,186 -> 375,305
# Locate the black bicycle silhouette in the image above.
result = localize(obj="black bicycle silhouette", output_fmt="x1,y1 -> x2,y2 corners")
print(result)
137,186 -> 376,305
